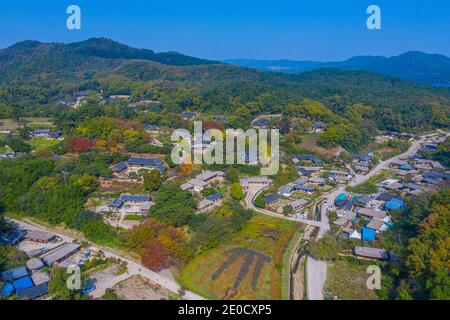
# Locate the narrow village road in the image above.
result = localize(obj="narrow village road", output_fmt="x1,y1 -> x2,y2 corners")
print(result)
306,257 -> 327,300
306,136 -> 427,300
10,219 -> 204,300
244,186 -> 322,227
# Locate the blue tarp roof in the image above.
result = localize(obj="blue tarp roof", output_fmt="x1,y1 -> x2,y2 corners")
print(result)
2,266 -> 28,282
385,198 -> 405,210
362,227 -> 376,241
1,282 -> 15,297
12,276 -> 34,291
336,193 -> 348,202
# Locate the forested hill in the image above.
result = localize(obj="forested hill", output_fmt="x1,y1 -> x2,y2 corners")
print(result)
0,38 -> 215,80
0,38 -> 449,133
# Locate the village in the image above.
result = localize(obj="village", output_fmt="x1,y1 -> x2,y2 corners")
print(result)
0,105 -> 449,300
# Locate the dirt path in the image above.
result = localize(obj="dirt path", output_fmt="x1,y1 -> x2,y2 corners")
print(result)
291,225 -> 314,300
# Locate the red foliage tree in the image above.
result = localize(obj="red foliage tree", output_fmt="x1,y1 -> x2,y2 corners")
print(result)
141,241 -> 169,271
65,137 -> 93,154
203,120 -> 225,131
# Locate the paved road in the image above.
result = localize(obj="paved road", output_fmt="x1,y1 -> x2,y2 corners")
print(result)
244,186 -> 322,227
10,219 -> 204,300
306,136 -> 430,300
306,256 -> 327,300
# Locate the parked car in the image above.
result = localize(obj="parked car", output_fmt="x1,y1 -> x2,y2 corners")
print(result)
82,284 -> 96,294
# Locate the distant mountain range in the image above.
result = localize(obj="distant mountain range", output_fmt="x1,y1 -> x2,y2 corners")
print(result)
224,52 -> 450,86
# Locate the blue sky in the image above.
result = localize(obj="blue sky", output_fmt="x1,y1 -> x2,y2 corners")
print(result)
0,0 -> 449,60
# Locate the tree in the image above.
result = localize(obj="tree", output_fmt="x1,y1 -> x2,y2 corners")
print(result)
254,194 -> 266,209
283,205 -> 293,215
65,137 -> 93,154
226,168 -> 239,183
102,288 -> 120,300
0,103 -> 13,119
70,174 -> 99,193
141,241 -> 169,271
230,183 -> 244,200
143,170 -> 162,192
150,184 -> 196,227
48,267 -> 86,300
5,137 -> 31,153
201,187 -> 216,197
203,120 -> 224,131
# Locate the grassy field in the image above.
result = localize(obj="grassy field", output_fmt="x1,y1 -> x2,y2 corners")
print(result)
297,134 -> 343,160
347,170 -> 395,194
324,257 -> 379,300
179,214 -> 302,300
29,138 -> 61,151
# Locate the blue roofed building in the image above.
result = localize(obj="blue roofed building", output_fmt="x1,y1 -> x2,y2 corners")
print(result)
17,282 -> 49,300
31,129 -> 52,138
264,194 -> 280,204
182,111 -> 197,120
109,194 -> 152,213
127,157 -> 164,168
294,185 -> 315,194
205,192 -> 223,202
1,266 -> 28,282
399,163 -> 413,171
111,161 -> 128,173
422,145 -> 438,151
356,195 -> 372,206
112,157 -> 166,174
12,276 -> 34,291
0,229 -> 27,246
350,153 -> 373,163
252,118 -> 269,128
292,154 -> 323,165
362,227 -> 376,241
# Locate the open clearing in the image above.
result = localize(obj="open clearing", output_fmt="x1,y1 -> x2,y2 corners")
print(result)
297,135 -> 343,159
179,214 -> 302,300
29,138 -> 61,151
0,118 -> 54,130
324,258 -> 379,300
113,275 -> 174,300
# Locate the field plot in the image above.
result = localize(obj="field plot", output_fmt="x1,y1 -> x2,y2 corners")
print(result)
113,275 -> 174,300
0,118 -> 54,130
180,214 -> 301,300
297,134 -> 343,160
29,138 -> 61,151
324,258 -> 379,300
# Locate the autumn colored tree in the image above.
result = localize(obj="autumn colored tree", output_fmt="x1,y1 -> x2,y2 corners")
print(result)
141,240 -> 169,271
179,162 -> 193,175
65,137 -> 93,154
203,120 -> 225,131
